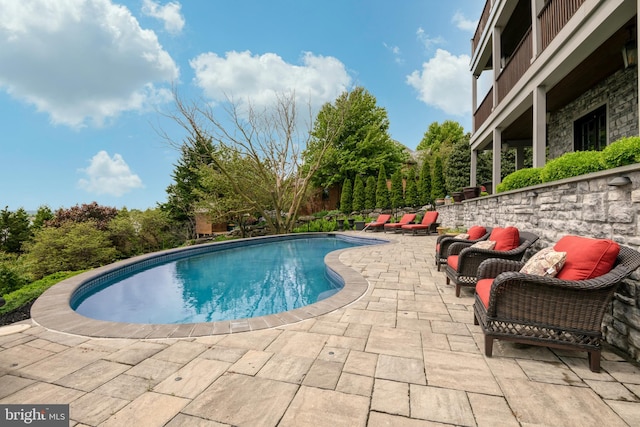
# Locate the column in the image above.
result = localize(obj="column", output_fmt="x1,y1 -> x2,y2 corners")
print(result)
532,85 -> 546,167
492,128 -> 502,193
492,26 -> 502,107
470,149 -> 478,187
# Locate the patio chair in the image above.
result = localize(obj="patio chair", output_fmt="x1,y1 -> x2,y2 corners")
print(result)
445,227 -> 538,297
401,211 -> 439,235
473,236 -> 640,372
383,213 -> 416,233
435,226 -> 492,271
363,214 -> 392,232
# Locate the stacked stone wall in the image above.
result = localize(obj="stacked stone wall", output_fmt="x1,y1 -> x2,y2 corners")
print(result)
436,164 -> 640,361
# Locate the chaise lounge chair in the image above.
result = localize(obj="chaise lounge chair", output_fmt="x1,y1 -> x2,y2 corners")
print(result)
383,213 -> 416,233
401,211 -> 439,235
363,214 -> 392,232
474,235 -> 640,372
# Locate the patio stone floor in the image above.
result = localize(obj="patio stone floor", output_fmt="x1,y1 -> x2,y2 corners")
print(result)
1,232 -> 639,426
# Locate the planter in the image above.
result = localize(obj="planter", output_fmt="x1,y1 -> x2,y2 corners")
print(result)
463,186 -> 481,200
336,219 -> 345,231
435,198 -> 445,206
482,181 -> 493,195
451,192 -> 464,203
354,221 -> 366,231
347,218 -> 355,229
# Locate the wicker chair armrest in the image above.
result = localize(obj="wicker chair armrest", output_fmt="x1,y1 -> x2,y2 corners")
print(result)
477,258 -> 524,280
447,241 -> 474,256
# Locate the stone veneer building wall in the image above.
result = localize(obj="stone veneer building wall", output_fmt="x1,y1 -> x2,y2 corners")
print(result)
547,67 -> 639,160
436,164 -> 640,362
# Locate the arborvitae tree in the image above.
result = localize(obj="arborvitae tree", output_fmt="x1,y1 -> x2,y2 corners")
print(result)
375,165 -> 390,209
446,138 -> 471,192
405,167 -> 418,207
365,176 -> 377,210
418,159 -> 432,206
431,156 -> 447,200
390,169 -> 404,209
31,205 -> 53,230
340,178 -> 353,214
352,175 -> 365,212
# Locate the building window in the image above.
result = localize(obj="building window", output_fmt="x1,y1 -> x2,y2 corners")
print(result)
574,105 -> 607,151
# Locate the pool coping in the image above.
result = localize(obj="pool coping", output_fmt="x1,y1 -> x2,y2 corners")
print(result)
30,233 -> 391,339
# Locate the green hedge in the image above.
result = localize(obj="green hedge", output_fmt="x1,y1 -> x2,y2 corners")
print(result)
497,136 -> 639,193
539,150 -> 605,183
496,167 -> 543,193
601,136 -> 640,168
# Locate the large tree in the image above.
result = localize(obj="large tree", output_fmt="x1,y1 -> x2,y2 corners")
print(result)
416,120 -> 465,153
165,91 -> 344,234
304,87 -> 407,188
445,136 -> 471,192
0,207 -> 31,254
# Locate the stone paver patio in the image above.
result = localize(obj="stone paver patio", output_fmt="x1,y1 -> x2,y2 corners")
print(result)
1,233 -> 639,426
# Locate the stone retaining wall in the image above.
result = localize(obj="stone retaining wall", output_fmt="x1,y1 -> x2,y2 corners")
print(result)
436,164 -> 640,361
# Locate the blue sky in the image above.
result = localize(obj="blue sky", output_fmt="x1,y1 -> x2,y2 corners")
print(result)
0,0 -> 483,212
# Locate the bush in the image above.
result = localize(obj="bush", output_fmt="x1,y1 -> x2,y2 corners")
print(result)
601,136 -> 640,168
497,168 -> 543,193
292,219 -> 337,233
540,151 -> 605,183
0,270 -> 83,314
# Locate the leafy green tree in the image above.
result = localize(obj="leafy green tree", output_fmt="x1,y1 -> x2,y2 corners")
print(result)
23,222 -> 117,279
390,169 -> 404,209
364,176 -> 377,210
418,160 -> 432,206
375,165 -> 390,209
31,205 -> 53,230
340,178 -> 353,214
404,167 -> 418,207
445,137 -> 471,192
304,87 -> 408,188
0,207 -> 32,254
352,175 -> 365,212
431,156 -> 446,200
0,253 -> 30,296
416,120 -> 465,153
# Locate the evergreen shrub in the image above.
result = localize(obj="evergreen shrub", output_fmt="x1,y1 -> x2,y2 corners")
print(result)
496,167 -> 543,193
601,136 -> 640,168
540,151 -> 605,182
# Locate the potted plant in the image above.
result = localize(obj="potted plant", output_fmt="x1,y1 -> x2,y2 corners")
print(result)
451,191 -> 464,203
463,186 -> 481,200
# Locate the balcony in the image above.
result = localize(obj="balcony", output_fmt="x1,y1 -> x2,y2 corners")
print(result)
474,87 -> 493,131
539,0 -> 587,50
496,27 -> 532,103
472,0 -> 492,53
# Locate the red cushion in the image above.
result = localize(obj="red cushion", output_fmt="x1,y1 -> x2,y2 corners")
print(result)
436,243 -> 440,252
447,255 -> 459,270
489,227 -> 520,251
475,278 -> 493,308
554,235 -> 620,280
467,226 -> 487,240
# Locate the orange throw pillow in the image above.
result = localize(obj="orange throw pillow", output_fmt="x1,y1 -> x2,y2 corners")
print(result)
489,227 -> 520,251
554,235 -> 620,280
467,226 -> 487,240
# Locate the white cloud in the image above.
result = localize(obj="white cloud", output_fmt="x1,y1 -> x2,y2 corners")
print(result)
383,42 -> 403,65
190,50 -> 351,114
452,11 -> 477,33
406,49 -> 471,116
141,0 -> 185,35
416,27 -> 444,51
0,0 -> 179,128
78,151 -> 144,197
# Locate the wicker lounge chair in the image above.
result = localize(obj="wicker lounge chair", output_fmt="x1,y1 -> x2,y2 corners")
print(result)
445,228 -> 538,297
401,211 -> 439,235
383,213 -> 416,233
363,214 -> 392,232
473,244 -> 640,372
435,226 -> 492,271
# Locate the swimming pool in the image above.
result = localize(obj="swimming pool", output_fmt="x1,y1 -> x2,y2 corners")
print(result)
71,235 -> 378,324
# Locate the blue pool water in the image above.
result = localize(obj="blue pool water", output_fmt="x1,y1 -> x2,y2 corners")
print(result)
72,235 -> 374,324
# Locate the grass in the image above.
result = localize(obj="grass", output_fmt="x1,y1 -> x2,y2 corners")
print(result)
0,270 -> 85,314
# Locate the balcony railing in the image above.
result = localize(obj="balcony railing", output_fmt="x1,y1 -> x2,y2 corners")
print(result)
472,0 -> 492,53
539,0 -> 586,51
496,27 -> 532,103
474,87 -> 493,131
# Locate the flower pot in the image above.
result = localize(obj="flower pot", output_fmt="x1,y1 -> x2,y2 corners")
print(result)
451,192 -> 464,203
336,219 -> 345,231
354,221 -> 366,231
463,186 -> 481,200
435,198 -> 445,206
